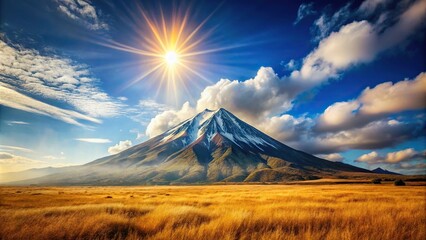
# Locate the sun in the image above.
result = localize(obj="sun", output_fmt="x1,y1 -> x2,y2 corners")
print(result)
164,51 -> 178,66
93,3 -> 238,103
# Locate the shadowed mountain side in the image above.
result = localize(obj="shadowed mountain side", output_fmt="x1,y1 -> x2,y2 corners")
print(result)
4,108 -> 375,185
372,167 -> 401,175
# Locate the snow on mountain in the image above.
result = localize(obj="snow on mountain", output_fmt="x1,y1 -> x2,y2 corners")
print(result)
7,108 -> 374,185
159,108 -> 280,151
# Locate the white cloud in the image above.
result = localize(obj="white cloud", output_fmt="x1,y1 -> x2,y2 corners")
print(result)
130,99 -> 172,126
283,59 -> 298,70
145,0 -> 426,155
311,3 -> 352,41
356,148 -> 425,164
146,71 -> 425,154
55,0 -> 108,30
296,0 -> 426,85
315,153 -> 344,162
75,138 -> 111,143
0,145 -> 33,153
108,140 -> 132,154
291,119 -> 424,154
146,102 -> 196,137
258,114 -> 313,142
294,2 -> 316,25
196,67 -> 294,123
6,121 -> 30,126
357,0 -> 392,16
316,72 -> 426,132
0,38 -> 125,122
360,72 -> 426,115
0,84 -> 101,126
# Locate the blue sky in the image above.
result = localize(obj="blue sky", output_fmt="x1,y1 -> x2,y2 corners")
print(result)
0,0 -> 425,174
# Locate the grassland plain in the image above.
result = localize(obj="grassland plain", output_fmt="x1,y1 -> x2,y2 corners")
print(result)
0,183 -> 425,240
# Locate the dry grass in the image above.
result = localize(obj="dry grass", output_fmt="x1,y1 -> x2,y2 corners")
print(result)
0,184 -> 425,240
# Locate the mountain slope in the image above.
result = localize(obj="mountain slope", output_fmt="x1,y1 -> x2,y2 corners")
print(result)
6,108 -> 372,185
372,168 -> 401,175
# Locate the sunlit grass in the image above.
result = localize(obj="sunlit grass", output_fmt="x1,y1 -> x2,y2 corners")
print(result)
0,184 -> 425,239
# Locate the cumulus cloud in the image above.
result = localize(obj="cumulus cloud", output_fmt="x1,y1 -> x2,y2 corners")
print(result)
399,162 -> 426,170
75,138 -> 111,143
315,153 -> 344,162
167,0 -> 425,135
54,0 -> 108,30
258,114 -> 313,142
146,102 -> 196,137
316,72 -> 426,132
293,119 -> 424,154
108,140 -> 132,154
196,67 -> 294,123
294,2 -> 316,25
145,0 -> 426,155
296,0 -> 426,85
0,38 -> 125,122
147,68 -> 425,155
356,148 -> 425,164
360,72 -> 426,114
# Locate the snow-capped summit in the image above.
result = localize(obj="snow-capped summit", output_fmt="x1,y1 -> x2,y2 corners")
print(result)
159,108 -> 280,151
13,108 -> 372,185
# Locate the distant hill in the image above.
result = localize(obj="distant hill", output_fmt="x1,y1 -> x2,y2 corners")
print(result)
4,108 -> 377,185
372,167 -> 401,175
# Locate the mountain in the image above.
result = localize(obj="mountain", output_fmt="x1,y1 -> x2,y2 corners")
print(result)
5,108 -> 372,185
0,167 -> 62,183
372,167 -> 401,175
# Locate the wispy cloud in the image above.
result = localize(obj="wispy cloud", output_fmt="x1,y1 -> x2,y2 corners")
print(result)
294,2 -> 316,25
0,84 -> 101,126
0,37 -> 126,124
129,129 -> 145,140
6,121 -> 30,126
54,0 -> 108,30
130,99 -> 172,127
75,138 -> 111,143
0,145 -> 34,153
42,155 -> 66,160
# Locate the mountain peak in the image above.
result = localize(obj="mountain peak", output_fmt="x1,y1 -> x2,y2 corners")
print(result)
372,167 -> 401,175
17,107 -> 372,185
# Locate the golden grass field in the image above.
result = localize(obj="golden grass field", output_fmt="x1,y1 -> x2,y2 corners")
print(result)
0,183 -> 425,240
